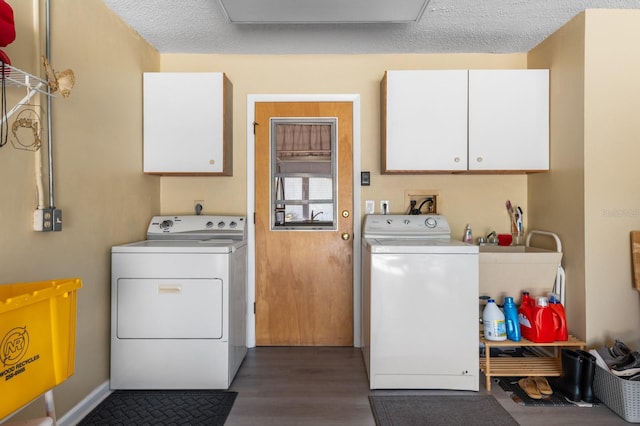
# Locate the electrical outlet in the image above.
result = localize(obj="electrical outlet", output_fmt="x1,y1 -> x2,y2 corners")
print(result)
380,200 -> 390,215
42,209 -> 53,231
33,208 -> 62,232
365,200 -> 375,214
194,200 -> 204,215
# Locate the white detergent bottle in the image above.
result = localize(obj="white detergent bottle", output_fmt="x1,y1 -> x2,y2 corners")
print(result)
483,299 -> 507,341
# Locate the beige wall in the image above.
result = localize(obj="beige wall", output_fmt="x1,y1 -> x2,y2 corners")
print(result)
528,14 -> 588,340
1,0 -> 159,421
5,2 -> 640,421
583,10 -> 640,345
159,54 -> 529,240
529,9 -> 640,346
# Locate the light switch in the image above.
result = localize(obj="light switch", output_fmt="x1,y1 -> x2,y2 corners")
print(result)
361,171 -> 370,186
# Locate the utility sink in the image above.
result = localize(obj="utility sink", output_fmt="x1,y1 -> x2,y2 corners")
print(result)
479,245 -> 562,301
479,245 -> 556,254
276,221 -> 334,229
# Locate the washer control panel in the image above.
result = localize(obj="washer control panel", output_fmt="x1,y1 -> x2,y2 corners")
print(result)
147,215 -> 246,240
363,214 -> 451,239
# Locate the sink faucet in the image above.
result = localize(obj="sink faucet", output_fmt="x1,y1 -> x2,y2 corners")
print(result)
486,231 -> 498,245
310,210 -> 324,221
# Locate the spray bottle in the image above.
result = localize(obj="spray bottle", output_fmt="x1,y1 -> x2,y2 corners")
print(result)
463,224 -> 473,244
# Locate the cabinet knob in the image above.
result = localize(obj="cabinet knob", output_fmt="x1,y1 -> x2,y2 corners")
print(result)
454,157 -> 460,163
477,157 -> 483,163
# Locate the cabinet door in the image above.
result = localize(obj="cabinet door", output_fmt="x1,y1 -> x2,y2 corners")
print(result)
143,73 -> 232,175
468,69 -> 549,171
383,70 -> 468,172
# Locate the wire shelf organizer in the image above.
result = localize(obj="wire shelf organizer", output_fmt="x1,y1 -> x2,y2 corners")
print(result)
1,63 -> 55,126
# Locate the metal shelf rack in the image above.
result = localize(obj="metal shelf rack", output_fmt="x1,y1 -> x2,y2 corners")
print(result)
1,63 -> 53,125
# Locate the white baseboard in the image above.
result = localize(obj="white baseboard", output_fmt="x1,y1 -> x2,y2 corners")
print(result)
58,381 -> 111,426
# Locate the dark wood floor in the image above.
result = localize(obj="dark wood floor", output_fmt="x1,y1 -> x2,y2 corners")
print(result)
226,347 -> 627,425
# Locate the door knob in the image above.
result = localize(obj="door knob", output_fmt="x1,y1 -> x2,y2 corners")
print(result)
341,233 -> 351,241
341,210 -> 350,218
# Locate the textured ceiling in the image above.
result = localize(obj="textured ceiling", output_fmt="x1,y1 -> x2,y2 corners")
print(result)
101,0 -> 640,54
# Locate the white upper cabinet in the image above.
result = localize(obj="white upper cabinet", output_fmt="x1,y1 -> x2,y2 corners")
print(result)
143,72 -> 233,175
382,69 -> 549,173
383,70 -> 469,172
468,69 -> 549,171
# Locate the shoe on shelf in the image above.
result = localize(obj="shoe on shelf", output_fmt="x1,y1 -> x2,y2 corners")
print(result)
518,377 -> 542,399
532,376 -> 553,395
609,339 -> 633,358
611,351 -> 640,377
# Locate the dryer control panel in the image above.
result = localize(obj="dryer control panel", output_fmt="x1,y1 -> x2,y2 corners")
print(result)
147,215 -> 246,240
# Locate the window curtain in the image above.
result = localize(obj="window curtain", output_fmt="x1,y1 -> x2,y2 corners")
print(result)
275,124 -> 332,160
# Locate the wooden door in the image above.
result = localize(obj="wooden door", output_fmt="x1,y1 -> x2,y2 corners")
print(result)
255,102 -> 353,346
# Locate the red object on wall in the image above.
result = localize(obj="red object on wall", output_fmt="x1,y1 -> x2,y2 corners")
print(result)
0,0 -> 15,65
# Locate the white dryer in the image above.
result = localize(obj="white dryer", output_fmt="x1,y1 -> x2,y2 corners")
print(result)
111,215 -> 247,390
362,214 -> 479,390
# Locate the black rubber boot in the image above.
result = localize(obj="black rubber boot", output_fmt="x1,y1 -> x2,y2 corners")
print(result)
577,349 -> 597,403
551,349 -> 583,401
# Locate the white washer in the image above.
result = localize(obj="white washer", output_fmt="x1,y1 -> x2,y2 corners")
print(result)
362,214 -> 479,390
110,215 -> 247,390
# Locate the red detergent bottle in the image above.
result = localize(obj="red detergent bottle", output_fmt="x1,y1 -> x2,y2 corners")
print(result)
518,291 -> 534,341
530,296 -> 555,343
548,293 -> 568,341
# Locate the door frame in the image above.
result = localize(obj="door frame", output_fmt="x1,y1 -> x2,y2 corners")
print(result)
246,94 -> 362,348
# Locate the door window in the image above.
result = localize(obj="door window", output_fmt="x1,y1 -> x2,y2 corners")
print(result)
271,118 -> 337,230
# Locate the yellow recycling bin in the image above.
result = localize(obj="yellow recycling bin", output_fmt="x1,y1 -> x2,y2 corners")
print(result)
0,278 -> 82,419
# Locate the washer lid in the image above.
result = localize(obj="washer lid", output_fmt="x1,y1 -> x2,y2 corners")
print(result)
365,238 -> 478,254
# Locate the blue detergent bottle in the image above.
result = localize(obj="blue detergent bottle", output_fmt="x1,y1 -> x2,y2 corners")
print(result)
503,296 -> 521,341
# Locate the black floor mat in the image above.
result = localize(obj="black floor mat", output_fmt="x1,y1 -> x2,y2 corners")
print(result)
496,377 -> 595,407
77,390 -> 237,425
369,395 -> 519,426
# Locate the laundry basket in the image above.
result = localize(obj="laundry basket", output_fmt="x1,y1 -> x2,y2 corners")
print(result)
0,278 -> 82,419
594,364 -> 640,423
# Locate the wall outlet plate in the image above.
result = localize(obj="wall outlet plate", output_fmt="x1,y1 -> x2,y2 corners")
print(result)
194,200 -> 204,215
380,200 -> 390,215
365,200 -> 375,214
33,208 -> 62,232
